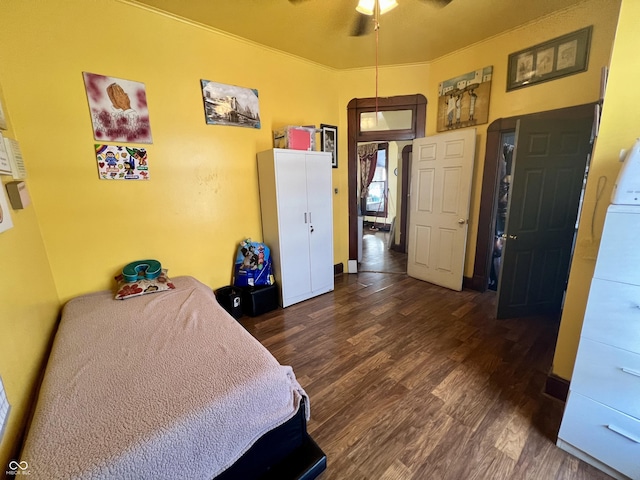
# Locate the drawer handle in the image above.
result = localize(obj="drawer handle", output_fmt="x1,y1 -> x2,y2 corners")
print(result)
606,424 -> 640,444
621,367 -> 640,378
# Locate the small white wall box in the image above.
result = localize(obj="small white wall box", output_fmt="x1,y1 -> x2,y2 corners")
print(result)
6,181 -> 30,209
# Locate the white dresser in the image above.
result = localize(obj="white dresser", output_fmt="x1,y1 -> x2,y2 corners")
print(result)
558,204 -> 640,480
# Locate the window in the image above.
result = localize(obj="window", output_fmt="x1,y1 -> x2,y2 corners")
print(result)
365,144 -> 388,216
360,110 -> 413,132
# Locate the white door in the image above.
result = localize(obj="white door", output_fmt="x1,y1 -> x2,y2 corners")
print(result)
407,129 -> 476,291
275,151 -> 312,304
305,153 -> 334,294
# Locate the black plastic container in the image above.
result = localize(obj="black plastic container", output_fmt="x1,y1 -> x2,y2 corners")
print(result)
238,283 -> 279,317
215,286 -> 243,320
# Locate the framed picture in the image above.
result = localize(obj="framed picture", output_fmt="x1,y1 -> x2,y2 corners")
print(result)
0,182 -> 14,234
82,72 -> 153,143
321,124 -> 337,168
200,79 -> 260,129
507,26 -> 592,92
0,96 -> 7,130
437,66 -> 492,132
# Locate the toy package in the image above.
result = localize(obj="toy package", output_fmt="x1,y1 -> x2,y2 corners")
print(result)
233,239 -> 273,287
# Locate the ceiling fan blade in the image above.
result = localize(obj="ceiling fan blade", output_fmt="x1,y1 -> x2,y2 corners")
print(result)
420,0 -> 453,6
350,12 -> 372,37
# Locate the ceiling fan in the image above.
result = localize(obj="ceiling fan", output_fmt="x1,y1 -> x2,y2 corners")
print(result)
350,0 -> 453,36
288,0 -> 453,37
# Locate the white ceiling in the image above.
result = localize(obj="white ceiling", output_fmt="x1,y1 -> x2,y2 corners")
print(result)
130,0 -> 589,69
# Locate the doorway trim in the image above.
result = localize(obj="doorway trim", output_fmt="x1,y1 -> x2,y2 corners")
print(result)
394,144 -> 413,253
471,102 -> 597,292
347,94 -> 427,261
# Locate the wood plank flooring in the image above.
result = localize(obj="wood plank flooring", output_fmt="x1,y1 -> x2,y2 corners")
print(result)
240,273 -> 612,480
359,230 -> 407,274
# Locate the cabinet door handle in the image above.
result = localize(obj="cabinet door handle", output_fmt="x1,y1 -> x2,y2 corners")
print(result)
309,212 -> 312,223
621,367 -> 640,378
304,212 -> 307,223
606,424 -> 640,443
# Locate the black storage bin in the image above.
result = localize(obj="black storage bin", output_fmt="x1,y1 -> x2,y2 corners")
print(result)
239,283 -> 279,317
215,286 -> 243,320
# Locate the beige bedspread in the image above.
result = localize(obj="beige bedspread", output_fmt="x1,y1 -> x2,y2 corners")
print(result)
21,276 -> 307,479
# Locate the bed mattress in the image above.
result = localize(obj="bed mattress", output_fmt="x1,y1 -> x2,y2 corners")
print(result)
21,276 -> 308,479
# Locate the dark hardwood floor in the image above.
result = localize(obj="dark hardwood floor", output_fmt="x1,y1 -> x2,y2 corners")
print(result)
359,229 -> 407,274
240,272 -> 612,480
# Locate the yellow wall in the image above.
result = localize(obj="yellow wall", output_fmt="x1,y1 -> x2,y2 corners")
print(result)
337,0 -> 620,277
0,85 -> 60,467
552,0 -> 634,379
0,0 -> 625,467
0,0 -> 343,465
0,0 -> 342,304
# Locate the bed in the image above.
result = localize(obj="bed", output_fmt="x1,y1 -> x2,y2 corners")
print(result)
21,276 -> 326,479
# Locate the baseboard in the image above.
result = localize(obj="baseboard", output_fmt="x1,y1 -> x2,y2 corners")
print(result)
544,373 -> 569,402
334,263 -> 344,275
462,276 -> 474,290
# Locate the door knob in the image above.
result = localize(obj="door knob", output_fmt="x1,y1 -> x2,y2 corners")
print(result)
457,218 -> 466,224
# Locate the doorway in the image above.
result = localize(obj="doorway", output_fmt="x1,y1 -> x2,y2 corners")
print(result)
473,103 -> 596,319
347,95 -> 427,272
358,141 -> 409,273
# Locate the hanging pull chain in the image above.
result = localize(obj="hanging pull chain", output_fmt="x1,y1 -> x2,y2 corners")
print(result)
374,2 -> 380,123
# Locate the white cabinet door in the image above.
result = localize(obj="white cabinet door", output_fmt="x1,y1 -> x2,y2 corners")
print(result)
306,153 -> 334,295
275,152 -> 312,305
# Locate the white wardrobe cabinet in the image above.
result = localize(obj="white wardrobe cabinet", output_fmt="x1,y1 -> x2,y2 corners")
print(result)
557,204 -> 640,480
257,149 -> 334,308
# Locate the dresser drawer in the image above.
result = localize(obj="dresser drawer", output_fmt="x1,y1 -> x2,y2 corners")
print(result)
582,278 -> 640,354
571,338 -> 640,419
559,392 -> 640,479
594,209 -> 640,286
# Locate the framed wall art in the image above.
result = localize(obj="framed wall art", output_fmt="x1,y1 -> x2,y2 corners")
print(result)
83,72 -> 153,144
95,144 -> 149,180
200,80 -> 261,129
437,66 -> 492,132
0,96 -> 7,130
0,183 -> 14,234
321,124 -> 337,168
507,26 -> 592,92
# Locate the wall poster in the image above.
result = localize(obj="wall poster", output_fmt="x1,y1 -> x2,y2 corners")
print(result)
437,66 -> 492,132
83,72 -> 153,144
200,79 -> 261,129
0,183 -> 13,234
95,144 -> 149,180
